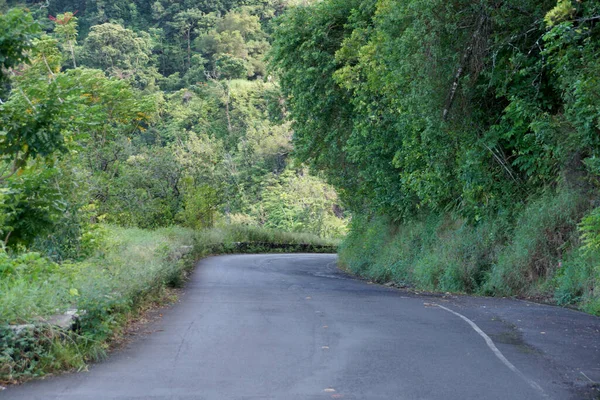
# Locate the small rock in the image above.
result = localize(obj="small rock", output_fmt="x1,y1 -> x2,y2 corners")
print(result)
384,282 -> 395,287
43,308 -> 79,330
6,324 -> 35,335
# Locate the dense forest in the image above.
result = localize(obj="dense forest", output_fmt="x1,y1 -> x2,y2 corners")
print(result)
0,0 -> 346,255
270,0 -> 600,312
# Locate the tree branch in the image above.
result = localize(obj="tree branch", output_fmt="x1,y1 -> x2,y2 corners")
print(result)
443,13 -> 487,121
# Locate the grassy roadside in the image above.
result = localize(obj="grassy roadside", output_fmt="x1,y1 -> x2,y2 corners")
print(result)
339,190 -> 600,316
0,224 -> 338,385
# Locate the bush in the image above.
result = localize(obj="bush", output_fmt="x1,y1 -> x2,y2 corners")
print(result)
33,203 -> 107,262
178,184 -> 220,230
553,205 -> 600,313
0,167 -> 66,249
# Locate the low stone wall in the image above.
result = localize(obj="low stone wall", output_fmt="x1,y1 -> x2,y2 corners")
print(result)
229,242 -> 337,254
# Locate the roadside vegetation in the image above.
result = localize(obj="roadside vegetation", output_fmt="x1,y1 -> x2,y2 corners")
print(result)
1,226 -> 193,384
0,0 -> 343,384
270,0 -> 600,313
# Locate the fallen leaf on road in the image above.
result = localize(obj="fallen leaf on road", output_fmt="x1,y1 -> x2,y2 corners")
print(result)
324,388 -> 336,392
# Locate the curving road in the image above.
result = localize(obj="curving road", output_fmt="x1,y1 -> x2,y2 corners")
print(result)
4,254 -> 600,399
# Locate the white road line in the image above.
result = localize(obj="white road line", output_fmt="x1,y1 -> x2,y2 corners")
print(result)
434,303 -> 549,399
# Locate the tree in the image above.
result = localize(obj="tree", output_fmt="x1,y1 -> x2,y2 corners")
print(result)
196,9 -> 270,79
80,23 -> 159,90
269,0 -> 363,208
0,8 -> 40,97
169,8 -> 206,70
50,12 -> 79,68
0,34 -> 73,181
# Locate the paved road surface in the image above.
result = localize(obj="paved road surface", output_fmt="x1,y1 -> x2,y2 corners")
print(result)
4,254 -> 600,399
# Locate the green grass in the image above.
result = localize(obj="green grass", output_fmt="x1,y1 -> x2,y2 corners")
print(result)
484,190 -> 587,296
0,223 -> 337,384
339,188 -> 600,315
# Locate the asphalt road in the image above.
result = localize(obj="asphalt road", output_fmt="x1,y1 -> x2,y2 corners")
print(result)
4,254 -> 600,400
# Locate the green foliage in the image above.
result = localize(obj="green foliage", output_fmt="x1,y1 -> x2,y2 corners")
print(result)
34,202 -> 108,262
259,169 -> 346,238
51,12 -> 79,68
179,184 -> 220,230
485,190 -> 587,296
269,0 -> 361,203
554,249 -> 598,310
80,23 -> 159,89
544,0 -> 576,27
0,36 -> 70,171
0,167 -> 66,248
1,4 -> 345,253
197,9 -> 271,79
270,0 -> 600,218
578,207 -> 600,254
0,8 -> 40,95
97,146 -> 182,229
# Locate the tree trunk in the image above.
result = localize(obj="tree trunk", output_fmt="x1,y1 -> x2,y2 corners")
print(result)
443,14 -> 486,121
69,40 -> 77,69
224,80 -> 233,134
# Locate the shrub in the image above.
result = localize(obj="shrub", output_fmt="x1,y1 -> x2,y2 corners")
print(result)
178,184 -> 220,230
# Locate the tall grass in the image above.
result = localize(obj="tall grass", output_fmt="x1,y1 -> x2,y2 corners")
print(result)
339,188 -> 600,315
484,190 -> 588,296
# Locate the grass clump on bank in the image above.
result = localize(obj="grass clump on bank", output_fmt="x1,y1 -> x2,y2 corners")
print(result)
339,188 -> 600,315
0,224 -> 336,384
